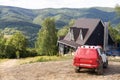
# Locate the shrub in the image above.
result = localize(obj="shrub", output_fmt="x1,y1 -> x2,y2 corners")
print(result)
19,48 -> 37,58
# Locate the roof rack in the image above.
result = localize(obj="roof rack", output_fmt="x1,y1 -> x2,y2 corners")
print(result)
78,45 -> 102,49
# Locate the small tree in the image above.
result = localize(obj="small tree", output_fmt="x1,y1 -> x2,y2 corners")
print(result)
108,23 -> 120,43
36,17 -> 57,56
8,32 -> 28,58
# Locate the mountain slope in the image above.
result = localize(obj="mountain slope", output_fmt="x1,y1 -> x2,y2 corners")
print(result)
0,6 -> 36,22
0,6 -> 118,29
0,6 -> 40,47
33,8 -> 117,28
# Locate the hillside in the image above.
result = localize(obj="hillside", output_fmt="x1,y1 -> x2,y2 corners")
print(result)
0,6 -> 119,46
33,7 -> 119,28
0,6 -> 40,46
0,6 -> 118,28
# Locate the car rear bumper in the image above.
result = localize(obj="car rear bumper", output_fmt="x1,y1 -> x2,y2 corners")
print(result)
74,63 -> 98,68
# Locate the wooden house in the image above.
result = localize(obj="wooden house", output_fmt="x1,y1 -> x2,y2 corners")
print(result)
58,18 -> 114,54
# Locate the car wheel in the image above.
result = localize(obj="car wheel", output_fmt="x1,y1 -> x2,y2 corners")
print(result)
103,60 -> 108,68
97,61 -> 103,75
75,67 -> 81,73
90,68 -> 96,73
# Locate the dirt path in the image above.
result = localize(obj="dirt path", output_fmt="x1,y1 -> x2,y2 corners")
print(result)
0,59 -> 18,74
0,59 -> 18,80
0,59 -> 17,69
0,60 -> 120,80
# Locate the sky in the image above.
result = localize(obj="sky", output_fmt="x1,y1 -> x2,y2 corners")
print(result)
0,0 -> 120,9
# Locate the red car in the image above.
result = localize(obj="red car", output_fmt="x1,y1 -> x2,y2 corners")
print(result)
73,45 -> 108,75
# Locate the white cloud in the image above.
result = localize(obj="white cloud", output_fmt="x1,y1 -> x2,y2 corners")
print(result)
0,0 -> 120,9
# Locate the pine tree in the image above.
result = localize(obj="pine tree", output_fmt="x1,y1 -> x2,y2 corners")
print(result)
36,18 -> 57,56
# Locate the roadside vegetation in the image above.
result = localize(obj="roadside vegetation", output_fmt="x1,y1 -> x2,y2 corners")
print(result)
17,55 -> 73,65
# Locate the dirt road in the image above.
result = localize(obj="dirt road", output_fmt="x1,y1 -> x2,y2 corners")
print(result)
0,59 -> 120,80
0,59 -> 17,69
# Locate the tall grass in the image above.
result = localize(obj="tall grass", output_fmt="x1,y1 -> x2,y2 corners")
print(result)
19,55 -> 73,65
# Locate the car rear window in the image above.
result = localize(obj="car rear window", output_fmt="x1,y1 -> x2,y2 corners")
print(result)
75,48 -> 98,59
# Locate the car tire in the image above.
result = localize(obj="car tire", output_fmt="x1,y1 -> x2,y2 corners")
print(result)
75,67 -> 81,73
97,61 -> 103,75
103,60 -> 108,68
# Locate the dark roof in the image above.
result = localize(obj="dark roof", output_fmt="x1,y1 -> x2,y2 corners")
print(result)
74,18 -> 100,28
58,40 -> 81,48
74,18 -> 101,45
58,18 -> 107,48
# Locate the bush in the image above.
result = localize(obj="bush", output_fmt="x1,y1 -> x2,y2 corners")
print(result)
37,57 -> 51,62
4,45 -> 16,58
28,48 -> 37,57
36,56 -> 60,62
0,53 -> 6,58
19,48 -> 37,58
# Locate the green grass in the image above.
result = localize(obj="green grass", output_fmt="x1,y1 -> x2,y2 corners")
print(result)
18,55 -> 73,65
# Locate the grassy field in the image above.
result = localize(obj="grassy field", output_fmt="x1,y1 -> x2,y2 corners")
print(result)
0,54 -> 73,65
18,55 -> 73,65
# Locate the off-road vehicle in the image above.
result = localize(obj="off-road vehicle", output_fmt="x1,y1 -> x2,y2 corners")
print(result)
73,45 -> 108,75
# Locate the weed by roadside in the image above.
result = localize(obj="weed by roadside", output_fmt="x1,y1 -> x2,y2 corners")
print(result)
18,55 -> 73,65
